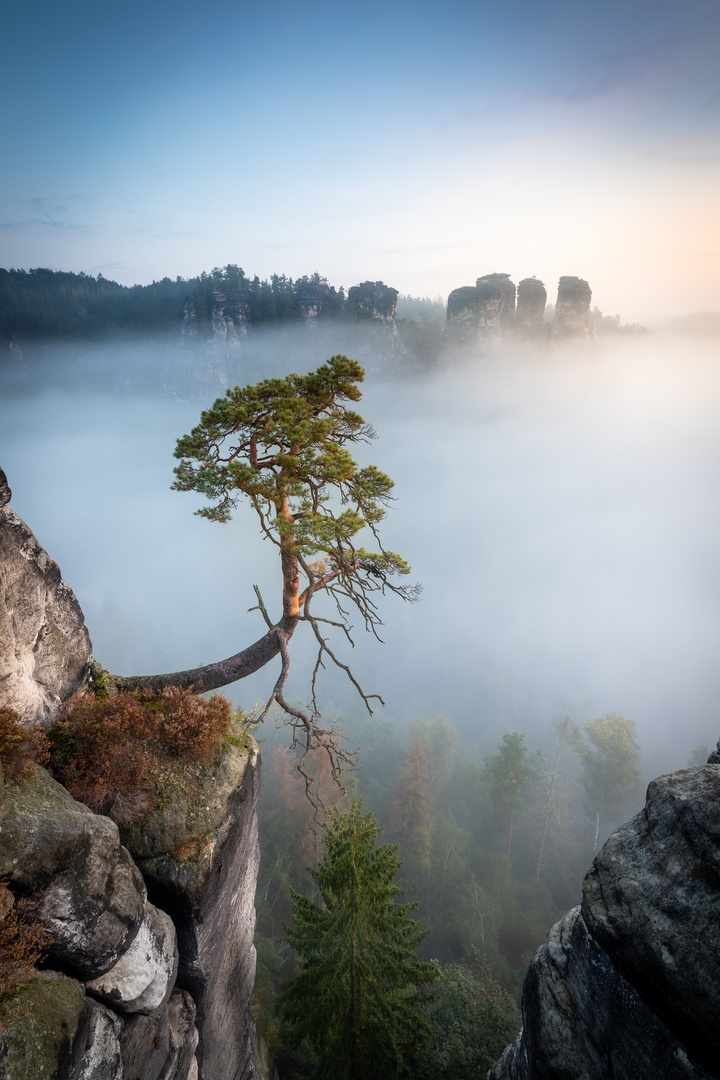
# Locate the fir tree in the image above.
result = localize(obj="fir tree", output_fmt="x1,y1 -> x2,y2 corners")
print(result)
277,803 -> 436,1080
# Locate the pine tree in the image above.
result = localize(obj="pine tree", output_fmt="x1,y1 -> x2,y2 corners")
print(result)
277,803 -> 436,1080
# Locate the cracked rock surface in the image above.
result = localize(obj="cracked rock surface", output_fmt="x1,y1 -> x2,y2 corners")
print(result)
0,488 -> 91,727
489,765 -> 720,1080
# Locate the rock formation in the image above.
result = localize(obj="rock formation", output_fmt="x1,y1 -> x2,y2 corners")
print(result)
443,271 -> 599,358
476,273 -> 516,347
295,280 -> 331,324
445,286 -> 480,346
0,477 -> 263,1079
0,467 -> 92,728
489,758 -> 720,1080
515,278 -> 547,338
346,281 -> 404,371
551,275 -> 592,345
443,274 -> 518,354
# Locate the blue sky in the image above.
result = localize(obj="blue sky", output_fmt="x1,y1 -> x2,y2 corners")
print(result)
2,0 -> 719,316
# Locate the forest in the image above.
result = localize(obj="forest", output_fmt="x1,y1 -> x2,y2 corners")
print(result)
248,700 -> 672,1076
0,266 -> 440,344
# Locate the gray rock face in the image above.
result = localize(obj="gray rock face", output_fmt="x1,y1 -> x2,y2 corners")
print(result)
489,765 -> 720,1079
0,767 -> 146,979
0,498 -> 92,727
0,972 -> 89,1080
119,989 -> 199,1080
125,746 -> 261,1080
552,275 -> 592,344
515,278 -> 547,338
476,273 -> 516,342
76,999 -> 123,1080
85,904 -> 178,1014
346,281 -> 403,373
582,766 -> 720,1075
444,286 -> 479,346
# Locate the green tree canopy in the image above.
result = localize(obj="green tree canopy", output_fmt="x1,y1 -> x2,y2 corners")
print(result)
277,802 -> 436,1080
572,712 -> 643,848
483,732 -> 531,858
108,356 -> 418,796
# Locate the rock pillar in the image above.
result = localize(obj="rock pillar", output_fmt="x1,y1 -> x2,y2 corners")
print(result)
552,276 -> 592,344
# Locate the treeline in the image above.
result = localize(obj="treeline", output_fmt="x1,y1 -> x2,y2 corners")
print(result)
0,265 -> 356,345
252,708 -> 645,1065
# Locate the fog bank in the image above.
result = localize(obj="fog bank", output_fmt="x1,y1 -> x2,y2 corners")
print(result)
2,332 -> 718,773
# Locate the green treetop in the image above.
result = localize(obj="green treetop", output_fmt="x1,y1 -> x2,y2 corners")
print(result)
277,802 -> 436,1080
109,356 -> 418,797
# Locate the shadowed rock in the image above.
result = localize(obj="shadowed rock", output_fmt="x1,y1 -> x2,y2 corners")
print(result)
444,286 -> 479,346
516,278 -> 547,338
476,273 -> 516,343
0,767 -> 146,979
488,763 -> 720,1079
552,276 -> 592,344
123,745 -> 261,1080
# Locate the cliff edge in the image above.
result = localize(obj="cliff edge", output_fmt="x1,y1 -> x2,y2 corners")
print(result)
489,761 -> 720,1080
0,473 -> 263,1080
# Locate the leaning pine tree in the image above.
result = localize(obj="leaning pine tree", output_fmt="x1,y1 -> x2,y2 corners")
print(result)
277,803 -> 436,1080
101,355 -> 419,800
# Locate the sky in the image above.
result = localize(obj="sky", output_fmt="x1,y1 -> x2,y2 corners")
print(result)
2,0 -> 719,318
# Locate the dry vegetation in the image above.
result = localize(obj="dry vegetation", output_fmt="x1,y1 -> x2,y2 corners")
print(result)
48,686 -> 245,825
0,711 -> 50,780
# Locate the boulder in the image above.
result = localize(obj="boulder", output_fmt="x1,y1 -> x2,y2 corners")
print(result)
119,989 -> 199,1080
85,903 -> 177,1014
0,488 -> 92,727
488,764 -> 720,1079
0,766 -> 145,979
551,276 -> 592,344
0,972 -> 88,1080
75,998 -> 123,1080
582,766 -> 720,1075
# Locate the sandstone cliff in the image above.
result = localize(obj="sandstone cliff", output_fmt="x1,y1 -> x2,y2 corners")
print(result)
0,477 -> 263,1080
443,272 -> 593,357
489,759 -> 720,1080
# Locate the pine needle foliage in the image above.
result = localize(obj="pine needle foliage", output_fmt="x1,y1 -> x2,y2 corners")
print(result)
277,802 -> 436,1080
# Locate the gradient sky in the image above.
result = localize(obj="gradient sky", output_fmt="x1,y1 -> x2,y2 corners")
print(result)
2,0 -> 719,317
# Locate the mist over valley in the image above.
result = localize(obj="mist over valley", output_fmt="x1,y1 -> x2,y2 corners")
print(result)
2,322 -> 717,781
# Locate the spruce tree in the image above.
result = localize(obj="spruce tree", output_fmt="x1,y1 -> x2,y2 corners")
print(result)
277,803 -> 436,1080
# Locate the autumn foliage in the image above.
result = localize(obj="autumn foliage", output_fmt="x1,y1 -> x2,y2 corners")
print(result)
0,711 -> 50,781
49,687 -> 238,825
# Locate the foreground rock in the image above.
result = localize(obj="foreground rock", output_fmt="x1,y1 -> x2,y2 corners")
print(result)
489,763 -> 720,1080
0,480 -> 262,1078
123,744 -> 261,1080
0,474 -> 92,727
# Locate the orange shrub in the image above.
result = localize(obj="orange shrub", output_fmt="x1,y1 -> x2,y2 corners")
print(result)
49,687 -> 236,825
0,883 -> 48,1012
0,712 -> 50,780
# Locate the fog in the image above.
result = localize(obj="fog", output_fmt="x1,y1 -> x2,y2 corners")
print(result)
2,330 -> 719,776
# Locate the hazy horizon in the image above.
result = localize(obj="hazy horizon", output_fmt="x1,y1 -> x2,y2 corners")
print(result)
2,0 -> 719,319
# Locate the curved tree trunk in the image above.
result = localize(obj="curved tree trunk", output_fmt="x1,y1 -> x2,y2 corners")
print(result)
109,499 -> 301,695
106,611 -> 299,694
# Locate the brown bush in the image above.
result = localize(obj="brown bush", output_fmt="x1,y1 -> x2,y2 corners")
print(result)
0,883 -> 48,1009
0,712 -> 50,781
48,686 -> 238,825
